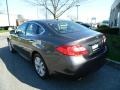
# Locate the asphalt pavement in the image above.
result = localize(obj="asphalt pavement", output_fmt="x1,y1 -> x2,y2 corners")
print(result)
0,34 -> 120,90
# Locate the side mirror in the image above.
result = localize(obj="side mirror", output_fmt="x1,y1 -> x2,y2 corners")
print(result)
10,30 -> 15,34
15,30 -> 22,36
15,30 -> 19,34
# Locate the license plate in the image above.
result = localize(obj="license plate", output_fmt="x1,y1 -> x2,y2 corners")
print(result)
92,44 -> 98,51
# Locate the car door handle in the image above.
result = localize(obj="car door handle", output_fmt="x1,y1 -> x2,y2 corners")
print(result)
29,39 -> 34,42
23,38 -> 33,41
26,39 -> 34,42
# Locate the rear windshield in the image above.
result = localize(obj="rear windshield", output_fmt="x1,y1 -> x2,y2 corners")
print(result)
48,21 -> 89,34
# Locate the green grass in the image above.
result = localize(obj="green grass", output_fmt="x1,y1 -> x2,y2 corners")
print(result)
0,30 -> 9,33
106,34 -> 120,62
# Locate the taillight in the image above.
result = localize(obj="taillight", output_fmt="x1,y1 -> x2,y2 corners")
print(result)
56,45 -> 88,56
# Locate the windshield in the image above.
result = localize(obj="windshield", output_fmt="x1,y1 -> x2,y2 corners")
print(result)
48,21 -> 88,34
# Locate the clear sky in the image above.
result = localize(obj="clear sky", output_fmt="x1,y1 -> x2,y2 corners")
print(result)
0,0 -> 115,23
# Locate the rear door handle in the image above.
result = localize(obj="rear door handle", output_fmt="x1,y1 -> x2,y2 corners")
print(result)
29,39 -> 34,42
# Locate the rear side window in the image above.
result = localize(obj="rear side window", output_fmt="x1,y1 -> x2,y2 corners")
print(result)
26,23 -> 45,35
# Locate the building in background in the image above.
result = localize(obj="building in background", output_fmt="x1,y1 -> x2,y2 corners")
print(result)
16,14 -> 28,26
0,14 -> 27,30
0,14 -> 16,27
110,0 -> 120,28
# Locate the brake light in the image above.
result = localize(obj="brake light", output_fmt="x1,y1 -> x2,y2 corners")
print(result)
56,45 -> 88,56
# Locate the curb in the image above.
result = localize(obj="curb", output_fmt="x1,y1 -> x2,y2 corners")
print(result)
106,58 -> 120,70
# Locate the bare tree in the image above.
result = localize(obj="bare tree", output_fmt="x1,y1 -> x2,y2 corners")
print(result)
25,0 -> 81,19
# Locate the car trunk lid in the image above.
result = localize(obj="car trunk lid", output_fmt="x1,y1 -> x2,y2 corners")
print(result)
59,30 -> 105,57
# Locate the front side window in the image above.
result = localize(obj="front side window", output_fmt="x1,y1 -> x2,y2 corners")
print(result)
16,23 -> 28,36
26,23 -> 45,36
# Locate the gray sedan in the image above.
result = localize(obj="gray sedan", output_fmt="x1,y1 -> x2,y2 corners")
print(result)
7,20 -> 108,79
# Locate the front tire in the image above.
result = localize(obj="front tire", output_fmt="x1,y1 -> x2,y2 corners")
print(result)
8,40 -> 15,53
33,54 -> 49,79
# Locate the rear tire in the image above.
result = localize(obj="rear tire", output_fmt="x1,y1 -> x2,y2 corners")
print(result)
33,54 -> 49,79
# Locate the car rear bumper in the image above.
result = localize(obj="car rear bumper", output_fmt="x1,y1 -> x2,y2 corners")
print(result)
54,46 -> 108,76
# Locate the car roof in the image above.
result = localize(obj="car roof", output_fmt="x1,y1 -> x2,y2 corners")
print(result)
27,19 -> 70,24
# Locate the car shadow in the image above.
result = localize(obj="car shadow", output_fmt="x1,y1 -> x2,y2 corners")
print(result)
0,46 -> 108,90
